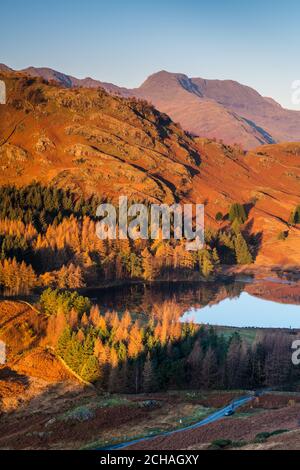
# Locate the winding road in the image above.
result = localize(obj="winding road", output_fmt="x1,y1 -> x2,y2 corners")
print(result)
100,392 -> 261,451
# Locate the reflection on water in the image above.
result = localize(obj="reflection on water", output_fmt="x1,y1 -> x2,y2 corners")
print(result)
86,278 -> 300,329
182,292 -> 300,329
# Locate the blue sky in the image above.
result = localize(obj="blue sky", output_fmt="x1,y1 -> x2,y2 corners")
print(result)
1,0 -> 299,108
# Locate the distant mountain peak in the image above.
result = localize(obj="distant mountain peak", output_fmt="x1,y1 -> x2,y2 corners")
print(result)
2,63 -> 300,148
264,97 -> 282,108
0,64 -> 13,72
135,70 -> 300,147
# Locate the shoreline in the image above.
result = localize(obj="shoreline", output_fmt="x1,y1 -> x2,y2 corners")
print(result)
1,264 -> 300,301
80,264 -> 300,293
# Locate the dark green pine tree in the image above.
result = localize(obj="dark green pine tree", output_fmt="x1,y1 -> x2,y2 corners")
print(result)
234,233 -> 253,265
229,203 -> 247,224
142,353 -> 155,393
289,205 -> 300,225
57,326 -> 72,358
63,333 -> 85,374
80,356 -> 101,383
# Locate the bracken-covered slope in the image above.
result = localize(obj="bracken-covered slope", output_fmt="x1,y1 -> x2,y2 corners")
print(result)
5,65 -> 300,149
0,70 -> 201,204
0,70 -> 300,266
191,139 -> 300,266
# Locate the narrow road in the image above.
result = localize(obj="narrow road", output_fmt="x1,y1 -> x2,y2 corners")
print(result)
100,392 -> 260,451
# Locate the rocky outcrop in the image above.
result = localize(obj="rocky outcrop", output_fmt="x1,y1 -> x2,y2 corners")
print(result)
0,143 -> 29,162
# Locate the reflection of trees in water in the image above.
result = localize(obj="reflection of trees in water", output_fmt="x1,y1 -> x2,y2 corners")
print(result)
223,280 -> 245,299
88,280 -> 246,316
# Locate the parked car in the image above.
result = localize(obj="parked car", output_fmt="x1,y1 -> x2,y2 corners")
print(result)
224,407 -> 235,417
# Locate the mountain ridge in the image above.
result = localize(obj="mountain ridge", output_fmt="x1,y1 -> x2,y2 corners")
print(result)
3,64 -> 300,148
